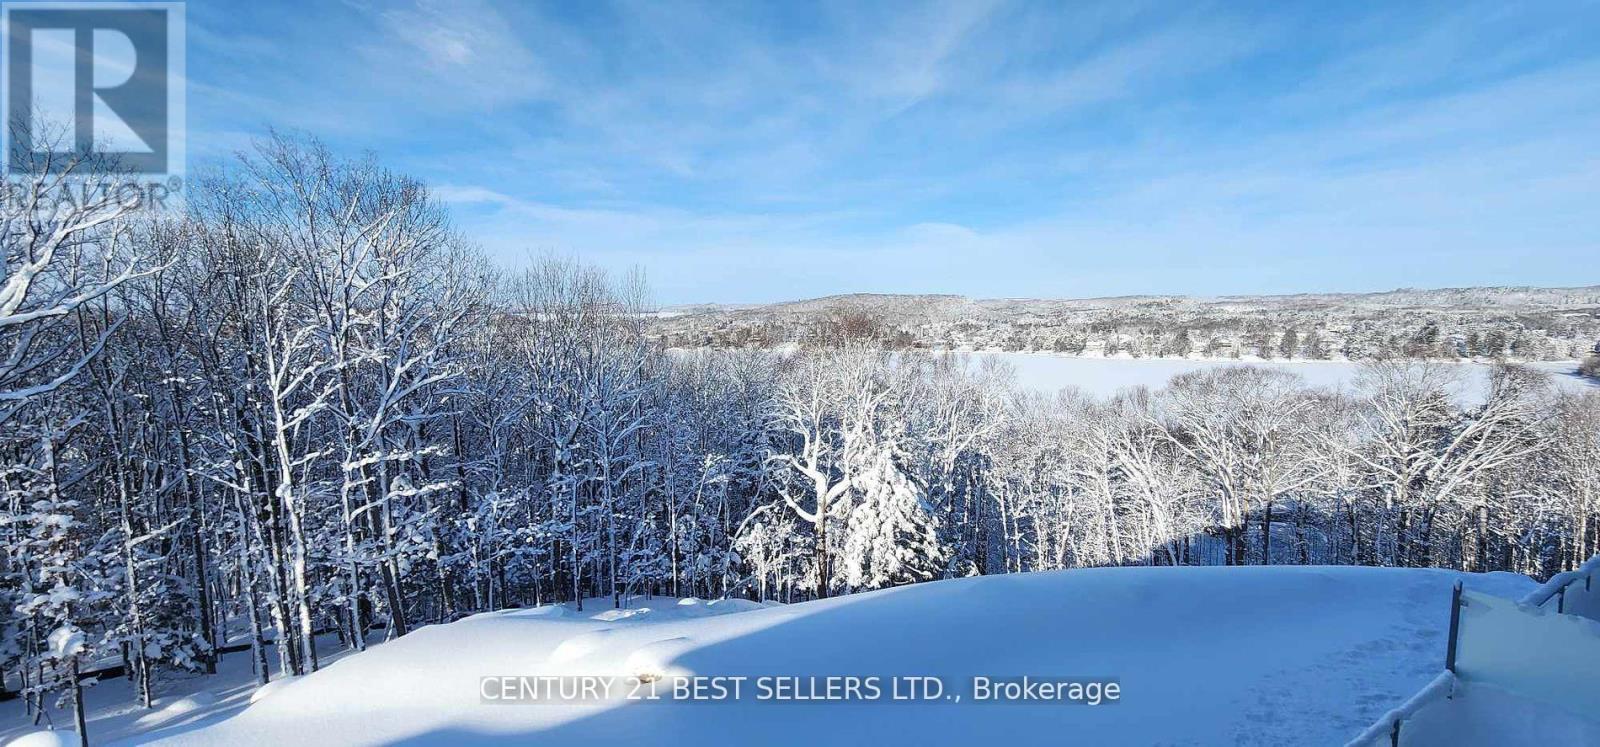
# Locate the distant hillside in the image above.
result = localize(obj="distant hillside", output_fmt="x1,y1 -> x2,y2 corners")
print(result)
653,285 -> 1600,360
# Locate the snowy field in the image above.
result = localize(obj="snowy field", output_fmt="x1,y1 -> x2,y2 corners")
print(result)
1,632 -> 370,747
3,566 -> 1537,746
963,353 -> 1596,404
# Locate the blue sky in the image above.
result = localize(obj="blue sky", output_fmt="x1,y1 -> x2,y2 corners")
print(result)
184,0 -> 1600,304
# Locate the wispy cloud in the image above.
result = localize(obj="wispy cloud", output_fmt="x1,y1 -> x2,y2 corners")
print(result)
365,0 -> 547,107
184,0 -> 1600,303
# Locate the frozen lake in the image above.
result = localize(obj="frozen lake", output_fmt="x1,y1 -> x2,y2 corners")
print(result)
960,353 -> 1597,404
668,348 -> 1597,404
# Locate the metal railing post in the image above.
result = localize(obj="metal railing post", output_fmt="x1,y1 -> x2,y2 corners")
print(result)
1444,581 -> 1463,674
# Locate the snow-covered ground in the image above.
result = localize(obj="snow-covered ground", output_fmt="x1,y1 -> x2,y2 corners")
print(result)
3,566 -> 1537,746
965,353 -> 1596,404
1,632 -> 369,747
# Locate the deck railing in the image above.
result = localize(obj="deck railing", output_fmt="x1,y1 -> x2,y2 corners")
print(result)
1346,555 -> 1600,746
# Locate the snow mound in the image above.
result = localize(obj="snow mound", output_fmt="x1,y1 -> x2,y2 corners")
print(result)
247,675 -> 298,704
592,607 -> 652,622
171,691 -> 220,710
622,636 -> 697,680
504,604 -> 573,619
547,628 -> 620,665
136,691 -> 221,726
8,730 -> 81,747
705,598 -> 765,614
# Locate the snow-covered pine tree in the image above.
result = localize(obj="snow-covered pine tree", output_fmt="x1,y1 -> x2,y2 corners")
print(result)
839,446 -> 947,591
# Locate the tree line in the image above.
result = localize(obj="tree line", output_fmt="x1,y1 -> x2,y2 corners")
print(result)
3,135 -> 1597,742
656,300 -> 1600,362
